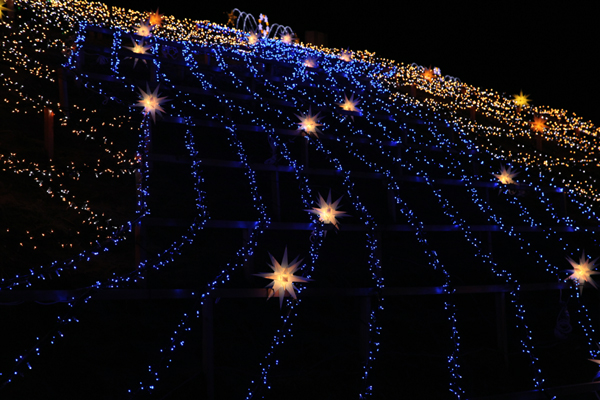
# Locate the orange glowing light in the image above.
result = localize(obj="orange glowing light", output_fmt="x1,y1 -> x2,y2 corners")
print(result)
531,116 -> 547,133
148,9 -> 163,26
513,90 -> 531,107
225,10 -> 237,26
422,68 -> 434,81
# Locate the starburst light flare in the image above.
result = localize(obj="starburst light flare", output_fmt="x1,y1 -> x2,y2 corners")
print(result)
338,93 -> 361,120
295,107 -> 323,138
566,252 -> 600,293
225,10 -> 237,26
304,57 -> 317,68
124,36 -> 151,67
531,116 -> 547,133
306,190 -> 348,229
247,30 -> 259,45
136,84 -> 169,122
339,49 -> 352,62
513,90 -> 531,107
254,248 -> 311,308
148,8 -> 163,27
136,21 -> 152,37
493,165 -> 519,185
422,67 -> 434,81
0,0 -> 10,20
281,33 -> 293,44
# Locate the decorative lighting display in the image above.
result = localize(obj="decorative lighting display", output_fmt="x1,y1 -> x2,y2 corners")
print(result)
338,93 -> 361,114
2,0 -> 600,399
422,67 -> 435,80
124,36 -> 151,67
531,115 -> 547,132
513,90 -> 531,107
305,190 -> 348,229
493,164 -> 519,185
135,84 -> 169,122
339,49 -> 352,62
254,248 -> 311,308
303,56 -> 317,68
247,30 -> 258,45
281,32 -> 293,44
148,8 -> 163,27
566,253 -> 599,293
257,13 -> 270,37
136,21 -> 152,37
295,107 -> 323,137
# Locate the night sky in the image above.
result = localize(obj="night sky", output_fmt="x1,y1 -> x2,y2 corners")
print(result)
103,1 -> 598,124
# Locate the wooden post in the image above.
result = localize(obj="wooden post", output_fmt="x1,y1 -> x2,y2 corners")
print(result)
470,106 -> 476,121
495,292 -> 508,366
203,299 -> 215,400
43,107 -> 54,160
409,83 -> 416,98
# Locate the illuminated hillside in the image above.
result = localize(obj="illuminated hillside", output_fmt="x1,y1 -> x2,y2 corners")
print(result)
2,1 -> 600,399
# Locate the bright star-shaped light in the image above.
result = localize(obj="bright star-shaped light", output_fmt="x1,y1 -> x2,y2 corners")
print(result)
148,9 -> 163,27
0,0 -> 10,20
338,93 -> 361,121
306,190 -> 348,229
566,252 -> 600,293
493,165 -> 519,185
513,90 -> 531,107
422,67 -> 434,81
304,57 -> 317,68
339,49 -> 352,62
136,84 -> 169,122
226,10 -> 237,26
124,36 -> 151,67
531,116 -> 547,133
254,248 -> 311,308
248,30 -> 259,45
338,93 -> 361,113
295,107 -> 323,137
136,21 -> 152,37
281,33 -> 293,44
